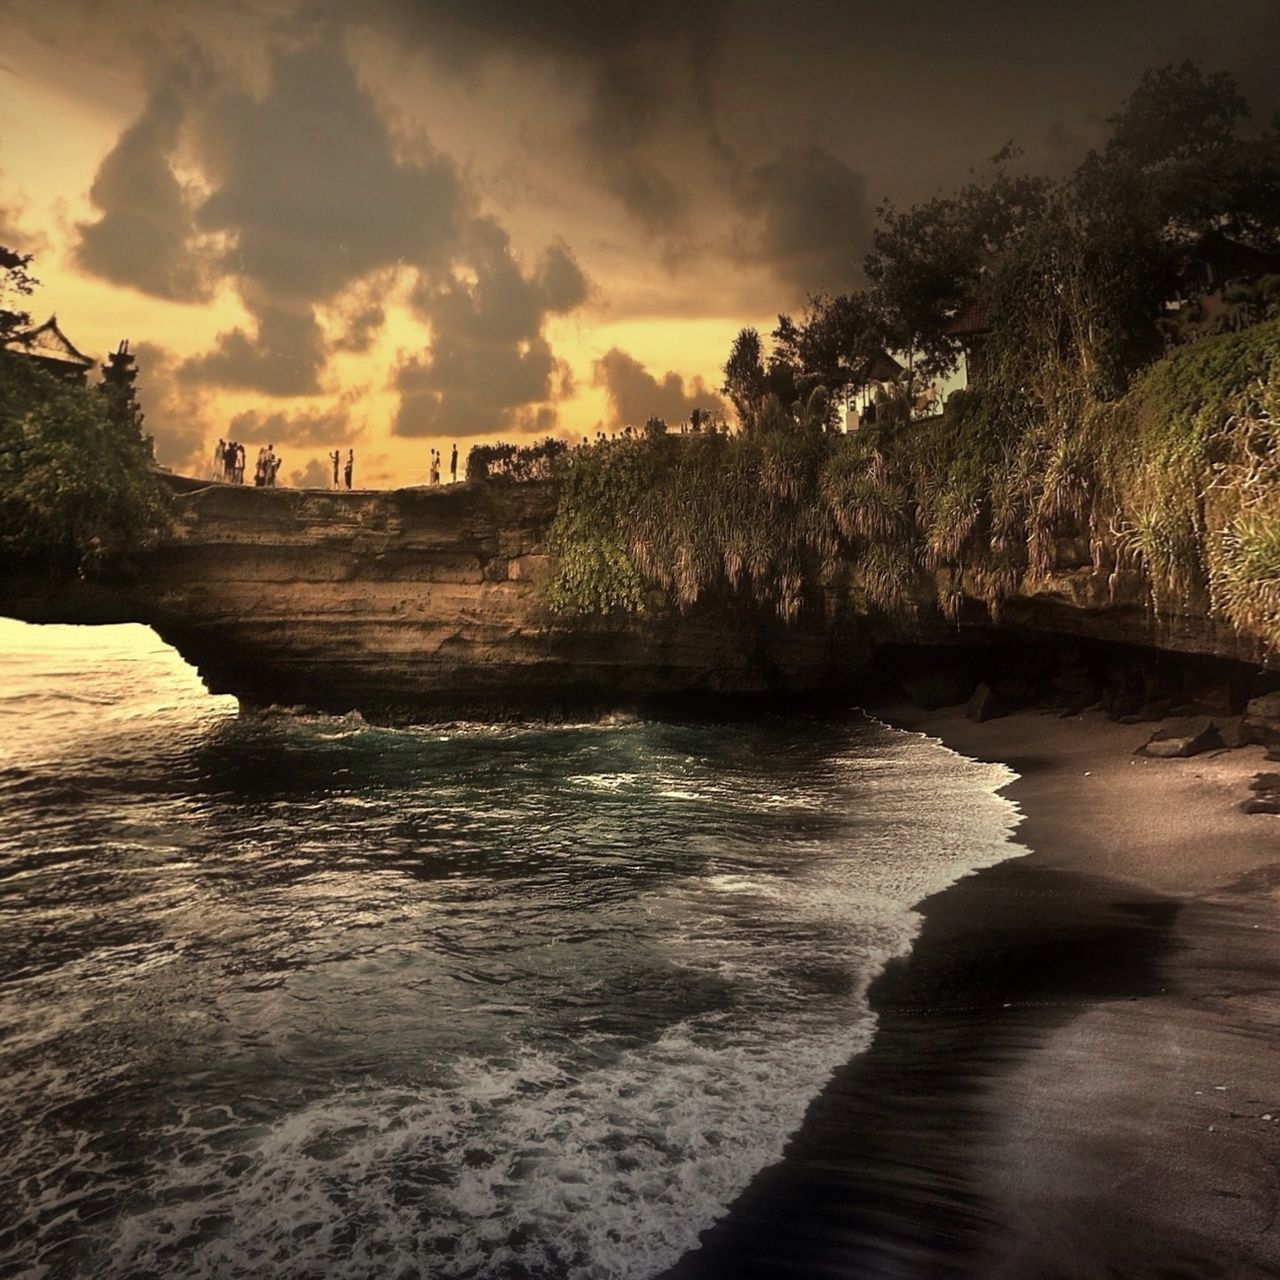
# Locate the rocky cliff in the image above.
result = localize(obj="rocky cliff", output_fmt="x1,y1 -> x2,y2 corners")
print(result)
1,480 -> 874,717
1,476 -> 1273,719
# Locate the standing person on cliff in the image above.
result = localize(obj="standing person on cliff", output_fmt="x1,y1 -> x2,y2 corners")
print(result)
450,444 -> 458,484
344,449 -> 354,490
213,439 -> 226,481
330,449 -> 340,489
429,449 -> 439,486
235,443 -> 246,484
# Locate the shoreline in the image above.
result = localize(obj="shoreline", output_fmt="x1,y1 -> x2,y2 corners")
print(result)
664,704 -> 1280,1279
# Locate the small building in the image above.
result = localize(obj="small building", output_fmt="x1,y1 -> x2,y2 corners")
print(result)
2,315 -> 96,383
1168,231 -> 1280,328
941,298 -> 995,386
846,348 -> 906,430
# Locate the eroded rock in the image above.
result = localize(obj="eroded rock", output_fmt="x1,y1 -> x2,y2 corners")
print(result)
1242,692 -> 1280,759
1141,718 -> 1224,758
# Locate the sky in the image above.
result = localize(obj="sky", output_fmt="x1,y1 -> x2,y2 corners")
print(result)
2,0 -> 1279,487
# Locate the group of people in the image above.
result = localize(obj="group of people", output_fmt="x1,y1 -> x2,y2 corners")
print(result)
329,449 -> 355,490
212,439 -> 285,486
428,445 -> 458,485
213,439 -> 246,483
253,445 -> 282,486
209,440 -> 464,491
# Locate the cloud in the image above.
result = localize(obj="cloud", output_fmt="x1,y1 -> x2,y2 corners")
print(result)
80,34 -> 591,436
593,347 -> 726,428
575,54 -> 694,237
129,340 -> 212,473
75,58 -> 213,301
717,138 -> 873,298
371,1 -> 723,235
227,403 -> 352,448
288,456 -> 332,489
393,219 -> 587,437
192,40 -> 470,307
171,38 -> 476,394
375,0 -> 724,63
330,300 -> 385,354
180,307 -> 328,395
0,182 -> 48,257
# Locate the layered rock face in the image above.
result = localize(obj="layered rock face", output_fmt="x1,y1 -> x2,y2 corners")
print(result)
1,481 -> 870,717
1,477 -> 1273,719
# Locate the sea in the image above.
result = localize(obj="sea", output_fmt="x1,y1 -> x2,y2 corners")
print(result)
0,618 -> 1021,1280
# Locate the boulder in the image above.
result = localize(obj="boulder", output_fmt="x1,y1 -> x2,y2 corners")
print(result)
1241,691 -> 1280,759
1240,797 -> 1280,816
1216,715 -> 1248,750
967,681 -> 1006,723
1141,717 -> 1224,758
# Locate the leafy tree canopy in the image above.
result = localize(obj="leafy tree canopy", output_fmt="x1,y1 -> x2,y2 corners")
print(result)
0,249 -> 165,578
0,245 -> 37,339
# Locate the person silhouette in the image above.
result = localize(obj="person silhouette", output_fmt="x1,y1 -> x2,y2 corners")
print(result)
330,449 -> 340,488
344,449 -> 354,490
450,444 -> 458,483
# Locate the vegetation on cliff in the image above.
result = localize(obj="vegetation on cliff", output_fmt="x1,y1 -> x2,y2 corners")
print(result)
545,323 -> 1280,651
544,64 -> 1280,653
0,250 -> 165,577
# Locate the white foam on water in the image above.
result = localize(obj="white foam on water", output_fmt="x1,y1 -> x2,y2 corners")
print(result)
0,622 -> 1026,1280
95,737 -> 1020,1280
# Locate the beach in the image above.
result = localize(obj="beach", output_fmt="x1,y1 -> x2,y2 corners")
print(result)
665,704 -> 1280,1279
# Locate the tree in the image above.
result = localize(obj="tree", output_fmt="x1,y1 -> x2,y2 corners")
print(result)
0,356 -> 165,575
774,291 -> 886,406
0,253 -> 164,576
1104,61 -> 1249,169
722,327 -> 768,431
1077,62 -> 1280,266
865,163 -> 1051,380
0,246 -> 37,339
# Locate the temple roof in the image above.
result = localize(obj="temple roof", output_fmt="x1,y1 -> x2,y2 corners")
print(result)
1193,231 -> 1280,282
858,348 -> 905,383
3,315 -> 96,369
942,298 -> 995,338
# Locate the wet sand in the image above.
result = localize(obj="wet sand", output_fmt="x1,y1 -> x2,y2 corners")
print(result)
664,705 -> 1280,1279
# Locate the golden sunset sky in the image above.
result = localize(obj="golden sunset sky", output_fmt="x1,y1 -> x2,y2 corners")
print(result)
3,0 -> 1277,485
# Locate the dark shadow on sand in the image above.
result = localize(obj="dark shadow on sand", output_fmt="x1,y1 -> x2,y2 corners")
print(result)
661,857 -> 1184,1280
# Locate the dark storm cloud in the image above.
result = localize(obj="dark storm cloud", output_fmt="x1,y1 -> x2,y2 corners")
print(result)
192,40 -> 469,306
593,347 -> 725,428
368,0 -> 1280,280
393,219 -> 587,437
368,0 -> 723,235
75,59 -> 213,301
574,51 -> 698,236
172,38 -> 477,393
181,307 -> 328,395
716,138 -> 873,298
380,0 -> 721,55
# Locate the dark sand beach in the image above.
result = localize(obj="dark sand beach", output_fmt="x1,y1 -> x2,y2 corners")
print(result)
665,706 -> 1280,1279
